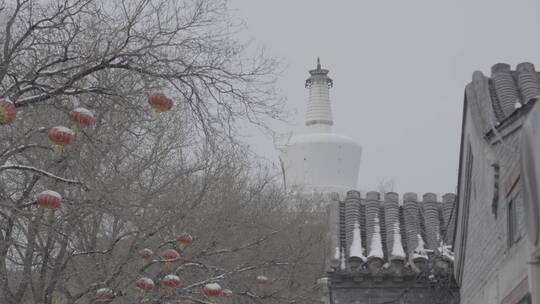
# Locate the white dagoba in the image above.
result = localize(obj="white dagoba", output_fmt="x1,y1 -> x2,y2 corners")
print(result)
280,59 -> 362,194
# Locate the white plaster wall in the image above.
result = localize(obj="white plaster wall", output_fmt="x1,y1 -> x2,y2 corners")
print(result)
281,133 -> 362,193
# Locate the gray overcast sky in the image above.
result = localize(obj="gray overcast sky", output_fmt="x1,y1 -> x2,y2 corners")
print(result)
229,0 -> 540,196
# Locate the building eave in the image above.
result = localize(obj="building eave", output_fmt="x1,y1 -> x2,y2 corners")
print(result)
452,90 -> 468,286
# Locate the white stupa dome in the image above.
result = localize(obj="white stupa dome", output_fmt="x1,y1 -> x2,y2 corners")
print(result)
280,59 -> 362,194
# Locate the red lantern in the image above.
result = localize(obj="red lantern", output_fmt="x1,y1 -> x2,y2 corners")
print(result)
48,126 -> 75,156
36,190 -> 62,216
138,248 -> 153,265
95,288 -> 114,299
0,100 -> 16,125
135,278 -> 155,297
203,283 -> 222,303
176,233 -> 193,251
69,107 -> 94,136
148,93 -> 173,117
161,249 -> 180,268
256,275 -> 268,285
162,274 -> 182,295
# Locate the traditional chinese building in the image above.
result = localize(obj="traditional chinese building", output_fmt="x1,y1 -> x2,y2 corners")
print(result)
453,62 -> 540,304
321,190 -> 459,304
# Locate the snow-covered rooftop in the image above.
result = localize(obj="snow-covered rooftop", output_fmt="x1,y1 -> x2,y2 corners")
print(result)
327,190 -> 456,277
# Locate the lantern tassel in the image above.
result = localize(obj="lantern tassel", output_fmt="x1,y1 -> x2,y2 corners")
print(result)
73,125 -> 81,136
53,145 -> 63,156
0,109 -> 8,123
258,284 -> 266,296
165,287 -> 172,296
208,295 -> 216,303
139,258 -> 148,266
153,109 -> 161,118
138,289 -> 145,297
44,208 -> 53,217
177,241 -> 186,251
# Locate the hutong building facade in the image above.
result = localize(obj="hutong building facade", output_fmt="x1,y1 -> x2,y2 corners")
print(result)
453,62 -> 540,304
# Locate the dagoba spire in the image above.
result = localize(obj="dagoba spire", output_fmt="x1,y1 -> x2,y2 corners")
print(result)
305,58 -> 334,132
280,60 -> 362,194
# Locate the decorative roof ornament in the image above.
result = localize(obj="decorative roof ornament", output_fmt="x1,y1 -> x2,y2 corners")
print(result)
305,57 -> 333,88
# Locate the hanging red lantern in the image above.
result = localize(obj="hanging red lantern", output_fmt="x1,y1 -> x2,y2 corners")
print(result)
135,278 -> 155,297
148,93 -> 173,118
36,190 -> 62,216
48,126 -> 75,156
162,274 -> 182,295
161,249 -> 180,268
0,100 -> 16,125
176,233 -> 193,251
95,288 -> 114,299
69,107 -> 94,136
138,248 -> 153,265
256,275 -> 268,285
203,283 -> 222,303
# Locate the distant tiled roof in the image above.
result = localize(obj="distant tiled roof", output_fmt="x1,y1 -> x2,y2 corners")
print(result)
327,190 -> 456,278
467,62 -> 540,135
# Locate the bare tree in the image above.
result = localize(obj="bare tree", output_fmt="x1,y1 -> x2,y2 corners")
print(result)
0,0 -> 283,139
0,1 -> 324,304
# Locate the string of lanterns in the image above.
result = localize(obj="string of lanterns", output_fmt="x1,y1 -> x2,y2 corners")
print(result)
87,230 -> 269,302
5,96 -> 272,302
16,93 -> 173,216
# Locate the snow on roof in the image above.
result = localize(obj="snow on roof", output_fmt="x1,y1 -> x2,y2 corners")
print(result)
334,247 -> 340,262
368,216 -> 384,259
412,234 -> 430,260
439,242 -> 454,262
327,191 -> 456,273
340,249 -> 346,270
391,221 -> 406,259
349,221 -> 366,262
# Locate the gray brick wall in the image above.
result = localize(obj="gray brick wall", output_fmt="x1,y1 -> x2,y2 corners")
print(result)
330,280 -> 459,304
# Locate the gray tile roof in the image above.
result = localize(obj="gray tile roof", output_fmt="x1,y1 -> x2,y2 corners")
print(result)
467,62 -> 540,135
327,190 -> 456,279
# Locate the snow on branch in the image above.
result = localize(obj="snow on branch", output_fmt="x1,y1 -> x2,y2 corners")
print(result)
0,164 -> 87,189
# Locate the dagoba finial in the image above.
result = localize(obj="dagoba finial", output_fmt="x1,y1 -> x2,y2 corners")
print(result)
306,57 -> 332,88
